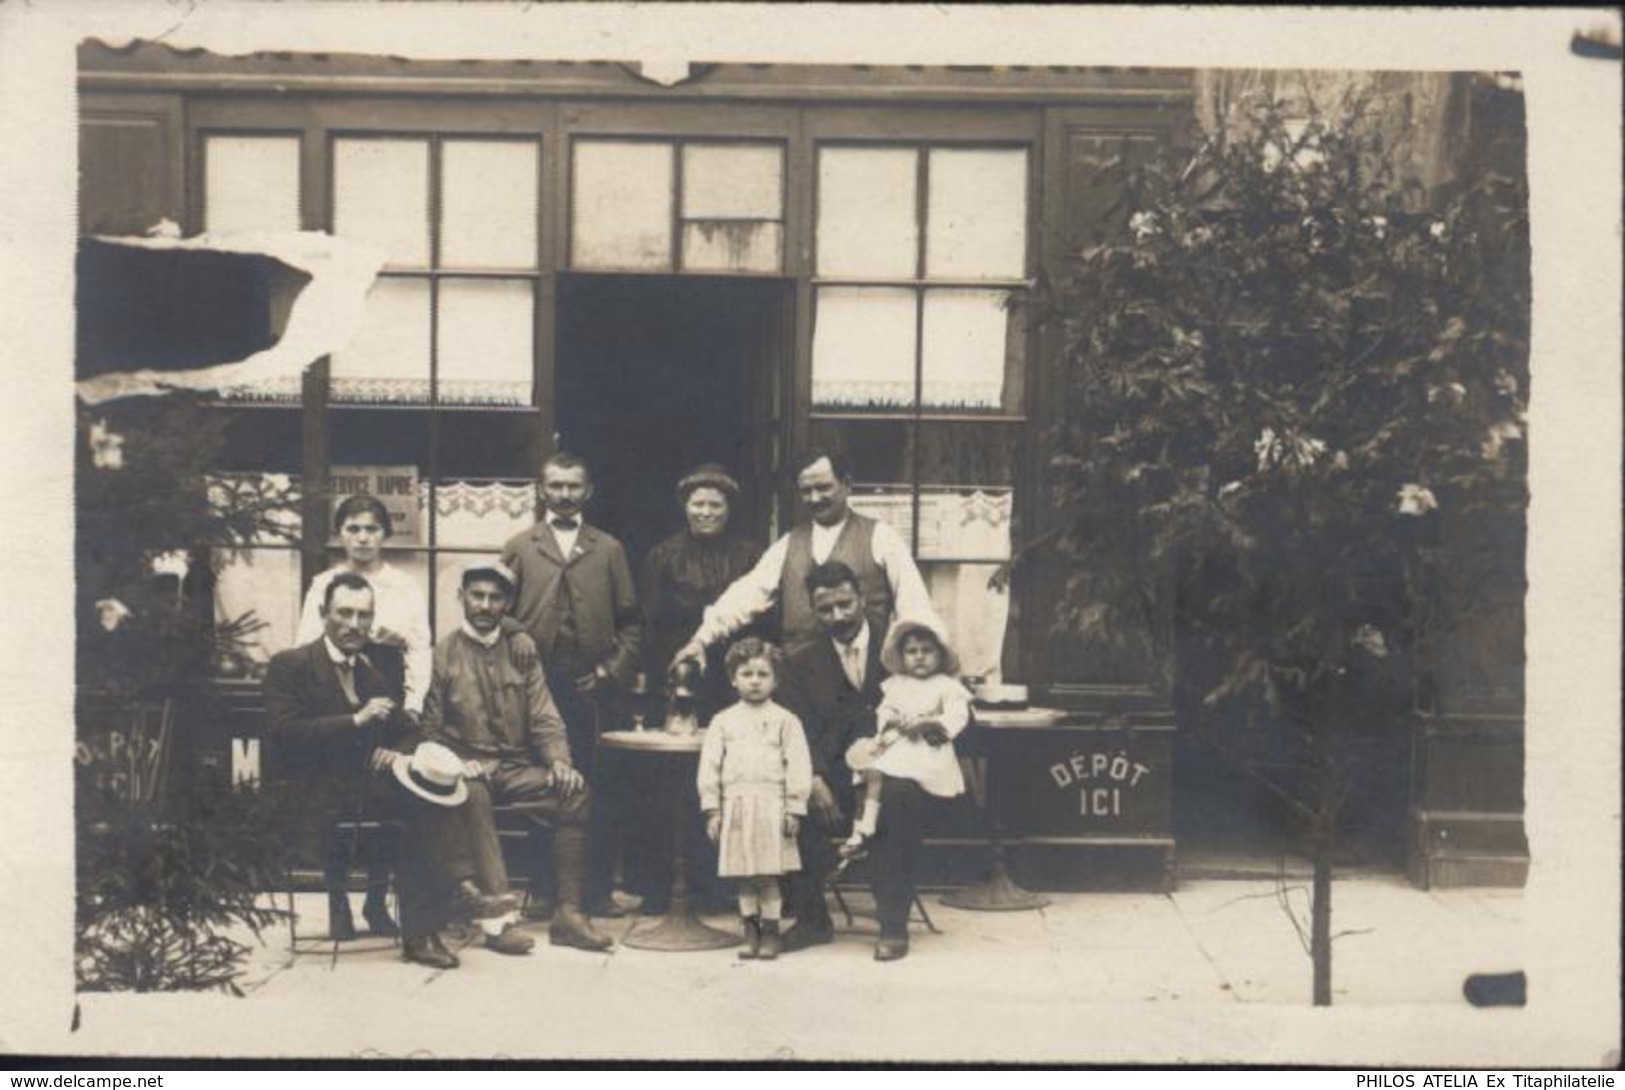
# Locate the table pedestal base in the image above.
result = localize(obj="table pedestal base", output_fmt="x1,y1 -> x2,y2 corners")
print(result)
940,847 -> 1049,912
623,910 -> 740,952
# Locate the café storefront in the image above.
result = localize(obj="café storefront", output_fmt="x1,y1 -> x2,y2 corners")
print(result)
77,43 -> 1526,891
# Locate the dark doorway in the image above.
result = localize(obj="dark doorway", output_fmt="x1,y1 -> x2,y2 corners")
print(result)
555,275 -> 789,569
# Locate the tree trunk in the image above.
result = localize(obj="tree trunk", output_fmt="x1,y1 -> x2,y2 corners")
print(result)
1311,831 -> 1333,1006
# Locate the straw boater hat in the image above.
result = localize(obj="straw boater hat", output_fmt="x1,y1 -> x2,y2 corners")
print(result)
880,617 -> 960,677
675,463 -> 740,504
392,742 -> 470,807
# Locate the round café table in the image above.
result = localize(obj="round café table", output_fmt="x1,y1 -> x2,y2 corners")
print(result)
599,729 -> 740,951
939,707 -> 1060,912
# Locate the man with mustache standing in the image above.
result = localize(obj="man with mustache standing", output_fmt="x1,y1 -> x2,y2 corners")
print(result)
501,452 -> 642,915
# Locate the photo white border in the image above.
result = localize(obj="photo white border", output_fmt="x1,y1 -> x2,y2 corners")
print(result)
2,1 -> 1618,1066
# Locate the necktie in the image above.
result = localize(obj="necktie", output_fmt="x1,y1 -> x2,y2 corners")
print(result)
551,517 -> 579,531
841,641 -> 863,691
336,659 -> 360,706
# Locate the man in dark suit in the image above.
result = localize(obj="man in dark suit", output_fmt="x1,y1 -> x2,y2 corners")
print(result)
264,571 -> 517,970
776,560 -> 927,961
500,451 -> 643,910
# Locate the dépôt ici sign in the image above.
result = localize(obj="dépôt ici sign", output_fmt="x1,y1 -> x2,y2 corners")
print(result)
994,729 -> 1172,836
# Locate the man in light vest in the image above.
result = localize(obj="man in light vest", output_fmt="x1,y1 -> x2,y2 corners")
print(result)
670,449 -> 943,669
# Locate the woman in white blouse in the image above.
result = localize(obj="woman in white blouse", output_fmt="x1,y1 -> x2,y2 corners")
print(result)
295,494 -> 431,721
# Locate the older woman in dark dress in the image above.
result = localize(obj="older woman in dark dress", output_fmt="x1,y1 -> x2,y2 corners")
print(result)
642,464 -> 767,721
633,464 -> 765,914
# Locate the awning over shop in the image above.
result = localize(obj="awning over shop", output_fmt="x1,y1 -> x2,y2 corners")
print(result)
75,229 -> 384,404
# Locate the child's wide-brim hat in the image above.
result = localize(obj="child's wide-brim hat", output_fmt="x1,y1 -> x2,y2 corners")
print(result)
880,617 -> 960,677
392,741 -> 469,807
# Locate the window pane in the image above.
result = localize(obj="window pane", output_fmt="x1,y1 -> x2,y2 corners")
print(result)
812,287 -> 916,411
682,222 -> 782,274
442,140 -> 540,269
571,140 -> 673,270
436,279 -> 534,406
807,418 -> 914,484
917,486 -> 1013,562
212,547 -> 301,671
816,147 -> 917,278
921,288 -> 1020,412
922,562 -> 1009,679
926,147 -> 1027,279
329,410 -> 429,469
331,278 -> 431,402
917,421 -> 1020,487
435,479 -> 538,548
204,135 -> 300,235
682,143 -> 782,219
206,473 -> 302,544
848,487 -> 917,553
332,138 -> 429,268
440,415 -> 540,480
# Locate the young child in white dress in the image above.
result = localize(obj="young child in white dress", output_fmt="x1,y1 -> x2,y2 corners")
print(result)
841,619 -> 971,864
697,637 -> 813,960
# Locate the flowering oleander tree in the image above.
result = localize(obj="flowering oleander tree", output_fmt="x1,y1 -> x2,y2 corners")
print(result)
1042,94 -> 1528,1005
76,392 -> 299,993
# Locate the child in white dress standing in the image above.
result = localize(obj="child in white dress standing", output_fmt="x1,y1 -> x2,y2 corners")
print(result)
841,618 -> 971,863
697,637 -> 813,960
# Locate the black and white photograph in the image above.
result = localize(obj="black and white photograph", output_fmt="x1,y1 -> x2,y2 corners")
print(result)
0,1 -> 1619,1069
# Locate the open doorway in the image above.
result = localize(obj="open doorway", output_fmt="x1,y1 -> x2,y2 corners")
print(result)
555,275 -> 789,569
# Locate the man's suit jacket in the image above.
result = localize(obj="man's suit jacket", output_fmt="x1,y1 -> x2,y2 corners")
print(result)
262,637 -> 413,808
778,629 -> 888,810
500,521 -> 643,686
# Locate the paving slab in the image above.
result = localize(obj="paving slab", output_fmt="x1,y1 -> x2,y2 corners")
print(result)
58,876 -> 1600,1064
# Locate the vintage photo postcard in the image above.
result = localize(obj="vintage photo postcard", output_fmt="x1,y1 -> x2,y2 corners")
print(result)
0,1 -> 1619,1068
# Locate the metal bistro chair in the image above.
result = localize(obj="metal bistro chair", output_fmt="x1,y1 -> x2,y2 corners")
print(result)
825,837 -> 942,936
285,815 -> 405,968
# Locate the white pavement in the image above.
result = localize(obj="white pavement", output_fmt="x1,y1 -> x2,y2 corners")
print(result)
59,873 -> 1612,1066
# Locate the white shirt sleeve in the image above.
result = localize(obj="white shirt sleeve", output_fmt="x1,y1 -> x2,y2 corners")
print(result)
691,533 -> 791,650
869,520 -> 946,632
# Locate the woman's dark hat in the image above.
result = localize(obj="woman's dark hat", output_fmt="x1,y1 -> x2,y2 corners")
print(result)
676,463 -> 741,503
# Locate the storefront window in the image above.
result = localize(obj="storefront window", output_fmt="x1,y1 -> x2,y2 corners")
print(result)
204,130 -> 545,653
571,137 -> 786,275
325,134 -> 541,406
811,142 -> 1029,416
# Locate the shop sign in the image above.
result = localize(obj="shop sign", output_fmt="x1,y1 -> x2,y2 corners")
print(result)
994,728 -> 1172,837
328,465 -> 420,545
75,697 -> 174,805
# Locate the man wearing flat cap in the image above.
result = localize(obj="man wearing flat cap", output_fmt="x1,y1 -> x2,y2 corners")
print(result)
418,558 -> 614,952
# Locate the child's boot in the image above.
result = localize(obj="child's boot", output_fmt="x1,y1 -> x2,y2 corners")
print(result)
758,919 -> 781,960
738,915 -> 761,960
